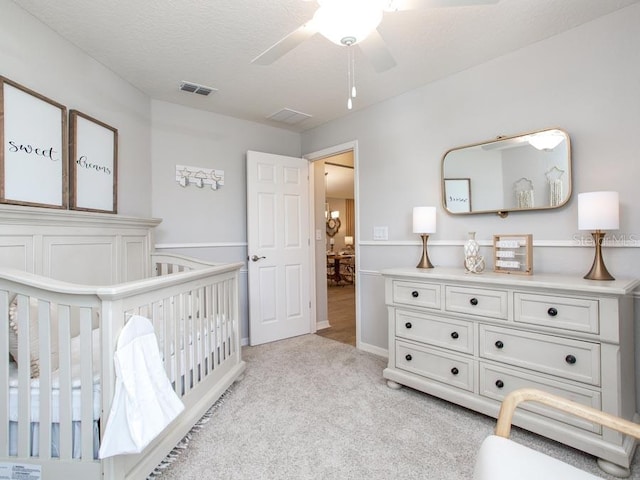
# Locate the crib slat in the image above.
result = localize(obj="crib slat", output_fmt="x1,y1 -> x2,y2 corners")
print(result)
0,291 -> 9,456
203,285 -> 215,375
161,297 -> 172,385
222,280 -> 229,360
37,300 -> 53,460
183,292 -> 192,395
57,305 -> 73,460
16,295 -> 32,458
195,287 -> 204,383
231,275 -> 240,358
171,295 -> 180,396
79,308 -> 94,460
212,283 -> 220,368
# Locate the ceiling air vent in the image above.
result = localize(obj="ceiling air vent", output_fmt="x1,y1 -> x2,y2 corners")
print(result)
267,108 -> 312,125
179,81 -> 218,96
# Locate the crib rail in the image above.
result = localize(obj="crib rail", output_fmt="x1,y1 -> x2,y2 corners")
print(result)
151,252 -> 221,275
0,258 -> 244,480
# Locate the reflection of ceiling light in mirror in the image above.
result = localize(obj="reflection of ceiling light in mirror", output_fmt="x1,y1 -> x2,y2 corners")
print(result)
313,0 -> 384,46
528,130 -> 565,151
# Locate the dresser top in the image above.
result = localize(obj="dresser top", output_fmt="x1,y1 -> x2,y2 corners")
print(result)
381,267 -> 640,296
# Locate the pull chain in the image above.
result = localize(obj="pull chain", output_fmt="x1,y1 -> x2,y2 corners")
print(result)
347,45 -> 353,109
342,37 -> 358,110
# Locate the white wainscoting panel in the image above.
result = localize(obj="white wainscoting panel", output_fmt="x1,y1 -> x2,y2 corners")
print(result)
0,204 -> 160,285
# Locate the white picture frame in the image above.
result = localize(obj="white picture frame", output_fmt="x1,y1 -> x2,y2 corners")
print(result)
69,110 -> 118,213
0,77 -> 67,208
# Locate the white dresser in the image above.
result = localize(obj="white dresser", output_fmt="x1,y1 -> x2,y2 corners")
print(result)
382,267 -> 639,475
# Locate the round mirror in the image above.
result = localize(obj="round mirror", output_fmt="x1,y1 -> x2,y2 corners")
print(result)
326,217 -> 341,237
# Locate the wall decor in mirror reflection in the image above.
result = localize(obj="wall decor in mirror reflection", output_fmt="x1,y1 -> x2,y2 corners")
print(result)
441,128 -> 571,217
444,178 -> 471,213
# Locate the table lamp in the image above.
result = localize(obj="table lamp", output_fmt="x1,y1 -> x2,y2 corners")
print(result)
344,236 -> 354,252
413,206 -> 436,269
578,191 -> 619,281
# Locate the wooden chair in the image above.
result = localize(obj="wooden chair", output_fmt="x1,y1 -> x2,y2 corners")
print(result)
326,255 -> 336,285
474,388 -> 640,479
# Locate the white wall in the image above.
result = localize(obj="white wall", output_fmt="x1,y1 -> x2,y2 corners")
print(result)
0,2 -> 152,217
150,100 -> 302,342
302,4 -> 640,354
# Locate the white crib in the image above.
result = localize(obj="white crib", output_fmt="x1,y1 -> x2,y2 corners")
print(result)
0,206 -> 246,480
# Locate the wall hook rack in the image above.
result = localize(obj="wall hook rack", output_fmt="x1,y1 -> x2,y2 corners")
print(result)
175,164 -> 224,190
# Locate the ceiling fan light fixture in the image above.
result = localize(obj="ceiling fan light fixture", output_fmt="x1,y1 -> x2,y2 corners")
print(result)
313,0 -> 384,46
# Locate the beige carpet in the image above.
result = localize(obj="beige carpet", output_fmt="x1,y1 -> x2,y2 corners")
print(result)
150,334 -> 639,479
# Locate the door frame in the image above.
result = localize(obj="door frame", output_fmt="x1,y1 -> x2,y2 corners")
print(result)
305,140 -> 360,348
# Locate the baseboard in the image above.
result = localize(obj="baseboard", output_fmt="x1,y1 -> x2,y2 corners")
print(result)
316,320 -> 330,330
357,341 -> 388,358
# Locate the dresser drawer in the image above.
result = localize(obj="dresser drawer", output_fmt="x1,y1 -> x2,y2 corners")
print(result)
514,292 -> 599,334
392,280 -> 441,310
396,341 -> 475,392
445,285 -> 508,320
395,309 -> 474,354
479,325 -> 601,385
479,363 -> 602,434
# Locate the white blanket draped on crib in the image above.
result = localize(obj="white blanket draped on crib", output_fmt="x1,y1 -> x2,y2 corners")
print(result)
99,315 -> 184,458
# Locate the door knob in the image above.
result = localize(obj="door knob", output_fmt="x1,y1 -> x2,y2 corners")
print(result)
250,255 -> 266,262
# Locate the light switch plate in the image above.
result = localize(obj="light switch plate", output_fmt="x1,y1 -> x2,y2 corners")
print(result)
373,226 -> 388,241
315,229 -> 322,241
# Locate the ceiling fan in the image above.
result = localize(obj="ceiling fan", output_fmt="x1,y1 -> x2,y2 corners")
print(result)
251,0 -> 500,73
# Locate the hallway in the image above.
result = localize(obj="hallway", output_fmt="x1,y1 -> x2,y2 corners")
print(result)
316,284 -> 355,346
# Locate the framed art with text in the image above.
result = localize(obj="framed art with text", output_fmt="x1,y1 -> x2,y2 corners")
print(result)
69,109 -> 118,213
0,76 -> 68,208
443,178 -> 471,213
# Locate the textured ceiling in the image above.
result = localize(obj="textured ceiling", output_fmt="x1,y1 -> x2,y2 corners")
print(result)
10,0 -> 640,132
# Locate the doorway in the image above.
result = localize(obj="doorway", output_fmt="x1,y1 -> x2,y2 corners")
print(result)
313,150 -> 356,347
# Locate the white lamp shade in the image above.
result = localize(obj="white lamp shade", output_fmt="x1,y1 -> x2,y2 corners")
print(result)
345,236 -> 354,246
330,211 -> 340,219
413,206 -> 436,234
578,191 -> 619,230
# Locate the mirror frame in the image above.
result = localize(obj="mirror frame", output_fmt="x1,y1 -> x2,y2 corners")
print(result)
441,128 -> 572,217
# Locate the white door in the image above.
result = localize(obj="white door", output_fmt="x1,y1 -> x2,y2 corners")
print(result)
246,151 -> 311,346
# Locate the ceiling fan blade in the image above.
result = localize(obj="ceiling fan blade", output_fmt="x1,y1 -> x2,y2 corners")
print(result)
251,22 -> 318,65
357,29 -> 397,73
385,0 -> 498,11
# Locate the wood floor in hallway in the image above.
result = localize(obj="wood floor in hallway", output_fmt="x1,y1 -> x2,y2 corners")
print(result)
316,283 -> 356,346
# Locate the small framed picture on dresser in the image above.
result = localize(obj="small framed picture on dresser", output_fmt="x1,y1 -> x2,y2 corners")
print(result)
493,234 -> 533,275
